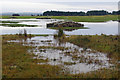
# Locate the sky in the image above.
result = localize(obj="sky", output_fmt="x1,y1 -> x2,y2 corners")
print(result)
1,0 -> 119,13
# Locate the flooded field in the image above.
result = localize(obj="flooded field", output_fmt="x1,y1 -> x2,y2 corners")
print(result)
1,18 -> 118,78
0,19 -> 118,35
7,35 -> 113,74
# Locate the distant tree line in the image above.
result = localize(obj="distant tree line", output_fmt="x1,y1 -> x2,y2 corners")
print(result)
43,10 -> 120,16
12,10 -> 120,16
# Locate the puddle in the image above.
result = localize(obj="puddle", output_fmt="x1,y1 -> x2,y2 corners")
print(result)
7,36 -> 113,74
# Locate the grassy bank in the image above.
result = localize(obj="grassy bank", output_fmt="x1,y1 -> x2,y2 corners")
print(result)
1,15 -> 118,22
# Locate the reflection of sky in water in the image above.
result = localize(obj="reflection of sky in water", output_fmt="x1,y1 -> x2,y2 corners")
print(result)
8,36 -> 113,74
0,19 -> 118,35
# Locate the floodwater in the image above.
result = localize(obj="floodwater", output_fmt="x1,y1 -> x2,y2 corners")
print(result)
0,19 -> 118,35
7,36 -> 113,74
1,19 -> 116,74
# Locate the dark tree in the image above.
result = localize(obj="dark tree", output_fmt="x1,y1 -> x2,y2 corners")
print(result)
43,10 -> 119,16
37,14 -> 39,16
112,10 -> 120,15
86,10 -> 109,16
43,11 -> 86,16
12,14 -> 20,16
31,14 -> 35,16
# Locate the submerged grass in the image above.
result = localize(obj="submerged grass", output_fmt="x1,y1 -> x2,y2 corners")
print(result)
0,21 -> 19,23
38,46 -> 69,51
1,23 -> 38,27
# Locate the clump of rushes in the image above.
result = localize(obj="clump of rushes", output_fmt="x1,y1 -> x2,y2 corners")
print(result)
24,29 -> 27,37
54,25 -> 66,45
54,25 -> 65,39
17,29 -> 32,38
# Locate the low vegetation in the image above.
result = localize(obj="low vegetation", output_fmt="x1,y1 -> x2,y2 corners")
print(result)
0,21 -> 19,23
66,35 -> 120,61
47,21 -> 88,31
38,46 -> 68,51
0,24 -> 37,27
2,35 -> 64,78
1,15 -> 118,22
49,27 -> 88,30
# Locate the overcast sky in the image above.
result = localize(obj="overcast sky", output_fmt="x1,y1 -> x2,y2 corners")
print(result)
1,0 -> 119,13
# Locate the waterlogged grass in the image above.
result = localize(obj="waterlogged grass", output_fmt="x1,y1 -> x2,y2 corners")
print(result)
1,16 -> 40,19
66,35 -> 120,61
66,68 -> 118,78
0,21 -> 19,23
38,46 -> 69,51
1,15 -> 118,22
2,35 -> 119,78
32,34 -> 50,36
49,27 -> 88,30
1,23 -> 38,27
2,35 -> 64,78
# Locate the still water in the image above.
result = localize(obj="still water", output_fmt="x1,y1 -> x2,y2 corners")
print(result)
7,36 -> 113,74
0,19 -> 118,35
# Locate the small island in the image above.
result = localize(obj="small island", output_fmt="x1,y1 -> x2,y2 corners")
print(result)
47,21 -> 88,31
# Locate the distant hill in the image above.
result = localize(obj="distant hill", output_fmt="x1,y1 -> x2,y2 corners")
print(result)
1,12 -> 42,16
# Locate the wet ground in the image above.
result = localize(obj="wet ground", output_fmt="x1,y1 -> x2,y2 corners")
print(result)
7,35 -> 113,74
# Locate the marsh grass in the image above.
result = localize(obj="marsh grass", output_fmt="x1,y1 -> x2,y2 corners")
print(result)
66,68 -> 118,78
0,21 -> 19,23
1,15 -> 118,22
2,35 -> 64,78
49,27 -> 89,30
64,62 -> 76,65
1,23 -> 37,27
66,34 -> 119,78
32,34 -> 49,36
38,46 -> 69,51
2,34 -> 119,78
66,35 -> 119,60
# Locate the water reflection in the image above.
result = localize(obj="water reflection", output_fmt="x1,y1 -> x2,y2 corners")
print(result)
7,36 -> 113,74
0,19 -> 118,35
